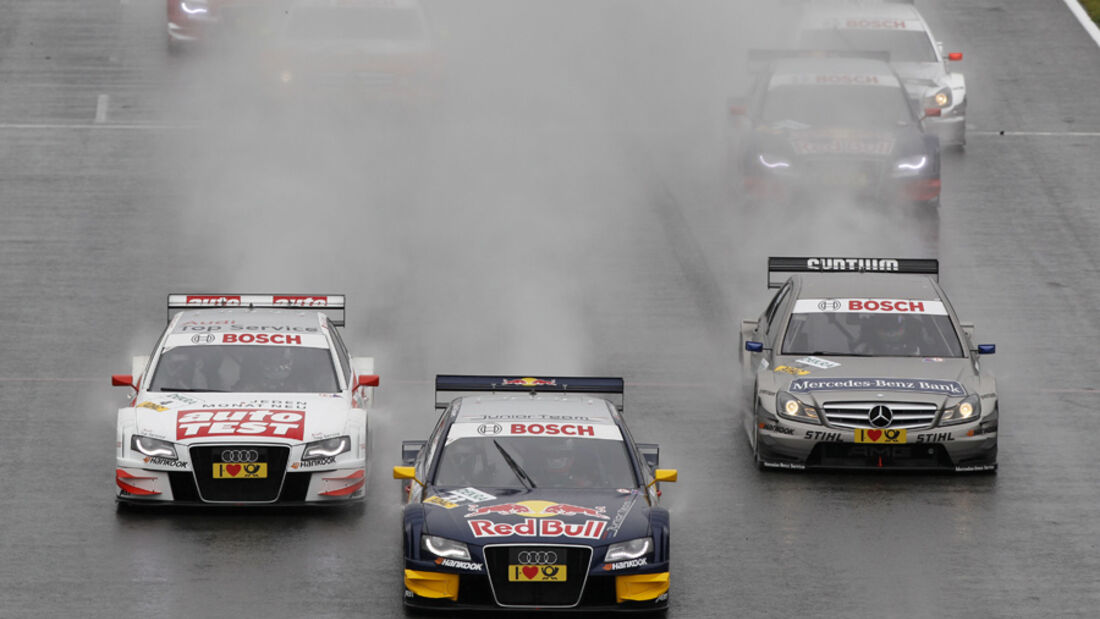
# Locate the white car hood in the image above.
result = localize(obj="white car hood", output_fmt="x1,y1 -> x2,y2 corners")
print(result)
130,391 -> 352,445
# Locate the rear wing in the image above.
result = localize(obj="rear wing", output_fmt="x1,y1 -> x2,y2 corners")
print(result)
767,257 -> 939,288
748,48 -> 890,72
166,293 -> 347,326
435,375 -> 625,411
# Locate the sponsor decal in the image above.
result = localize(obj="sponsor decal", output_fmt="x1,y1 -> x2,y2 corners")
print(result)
796,356 -> 841,370
657,593 -> 669,603
467,414 -> 598,422
291,456 -> 336,469
510,423 -> 594,436
604,558 -> 648,571
922,357 -> 945,363
844,18 -> 919,31
789,378 -> 965,396
855,428 -> 907,444
143,456 -> 187,468
434,557 -> 482,571
445,421 -> 622,443
221,333 -> 302,345
916,432 -> 955,443
604,494 -> 638,539
817,299 -> 843,312
804,431 -> 843,441
501,377 -> 557,386
273,295 -> 329,307
815,74 -> 879,85
466,500 -> 608,520
447,487 -> 496,503
808,258 -> 898,272
190,334 -> 217,344
136,401 -> 169,412
791,137 -> 894,156
176,409 -> 305,440
759,423 -> 795,436
185,295 -> 241,306
793,298 -> 948,315
848,299 -> 926,313
477,423 -> 503,436
509,564 -> 565,582
774,365 -> 811,376
761,461 -> 806,470
424,495 -> 460,509
468,518 -> 607,540
956,464 -> 997,472
213,462 -> 266,479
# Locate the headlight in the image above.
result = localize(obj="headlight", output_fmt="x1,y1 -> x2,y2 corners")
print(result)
131,435 -> 177,459
926,86 -> 951,109
302,436 -> 350,460
757,153 -> 792,170
893,154 -> 928,177
605,537 -> 652,562
776,391 -> 820,424
422,535 -> 471,561
941,394 -> 981,425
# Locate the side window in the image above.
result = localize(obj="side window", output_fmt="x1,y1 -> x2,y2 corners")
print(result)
326,319 -> 353,385
763,282 -> 792,337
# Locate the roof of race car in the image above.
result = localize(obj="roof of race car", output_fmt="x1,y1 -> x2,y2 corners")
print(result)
769,57 -> 901,87
453,393 -> 619,424
170,307 -> 327,333
795,273 -> 942,300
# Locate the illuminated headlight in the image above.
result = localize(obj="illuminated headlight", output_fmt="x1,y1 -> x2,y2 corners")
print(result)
180,1 -> 209,15
131,435 -> 178,460
926,87 -> 951,109
776,391 -> 820,424
941,394 -> 981,425
279,70 -> 293,84
605,537 -> 652,562
302,436 -> 350,460
894,155 -> 928,176
757,153 -> 792,170
422,535 -> 471,561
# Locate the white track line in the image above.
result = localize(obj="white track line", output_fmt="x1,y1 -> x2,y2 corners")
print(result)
94,94 -> 109,123
1063,0 -> 1100,48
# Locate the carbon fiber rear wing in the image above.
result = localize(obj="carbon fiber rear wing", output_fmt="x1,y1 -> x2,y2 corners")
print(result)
435,375 -> 625,410
166,293 -> 347,326
767,257 -> 939,288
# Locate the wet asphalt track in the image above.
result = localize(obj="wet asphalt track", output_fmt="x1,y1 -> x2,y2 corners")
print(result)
1,1 -> 1099,617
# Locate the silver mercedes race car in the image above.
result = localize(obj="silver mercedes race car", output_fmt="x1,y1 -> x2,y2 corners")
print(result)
741,257 -> 997,472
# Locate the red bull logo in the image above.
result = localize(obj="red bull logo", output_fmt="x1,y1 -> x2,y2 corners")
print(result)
465,500 -> 608,519
501,377 -> 557,386
468,518 -> 607,540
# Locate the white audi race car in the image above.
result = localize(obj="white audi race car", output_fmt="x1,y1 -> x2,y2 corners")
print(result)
113,294 -> 379,506
796,0 -> 967,146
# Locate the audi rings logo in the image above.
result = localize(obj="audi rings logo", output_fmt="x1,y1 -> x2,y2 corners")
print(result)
817,299 -> 842,312
868,405 -> 893,428
477,423 -> 503,436
516,550 -> 558,565
220,449 -> 260,463
191,334 -> 216,344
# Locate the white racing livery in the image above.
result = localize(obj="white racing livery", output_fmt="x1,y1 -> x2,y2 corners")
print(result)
113,294 -> 380,507
796,0 -> 967,146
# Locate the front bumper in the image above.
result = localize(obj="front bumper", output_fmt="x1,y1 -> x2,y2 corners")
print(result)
743,164 -> 939,207
754,413 -> 997,472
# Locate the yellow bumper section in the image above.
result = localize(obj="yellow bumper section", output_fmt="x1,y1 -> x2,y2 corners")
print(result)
615,572 -> 670,603
404,569 -> 459,601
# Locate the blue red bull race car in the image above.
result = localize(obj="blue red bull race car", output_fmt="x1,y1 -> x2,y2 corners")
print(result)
394,375 -> 678,612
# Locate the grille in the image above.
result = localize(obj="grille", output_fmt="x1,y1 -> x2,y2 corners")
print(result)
484,545 -> 592,608
804,158 -> 885,191
188,445 -> 289,503
822,402 -> 938,430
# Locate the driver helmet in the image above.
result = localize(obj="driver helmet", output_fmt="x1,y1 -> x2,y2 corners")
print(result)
259,347 -> 293,382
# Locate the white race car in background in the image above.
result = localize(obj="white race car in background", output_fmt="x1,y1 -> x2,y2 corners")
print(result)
113,294 -> 380,507
796,0 -> 967,146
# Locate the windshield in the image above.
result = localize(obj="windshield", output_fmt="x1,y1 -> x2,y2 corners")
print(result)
149,345 -> 340,393
782,312 -> 963,357
434,436 -> 637,490
287,7 -> 423,41
800,30 -> 937,63
762,83 -> 913,127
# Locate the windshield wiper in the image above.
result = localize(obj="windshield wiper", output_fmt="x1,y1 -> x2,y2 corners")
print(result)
493,440 -> 537,489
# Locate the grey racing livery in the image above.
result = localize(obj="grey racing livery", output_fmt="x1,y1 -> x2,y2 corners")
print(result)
741,257 -> 997,471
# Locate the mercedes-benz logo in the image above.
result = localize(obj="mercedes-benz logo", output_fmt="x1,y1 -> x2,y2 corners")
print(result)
868,405 -> 893,428
477,423 -> 502,435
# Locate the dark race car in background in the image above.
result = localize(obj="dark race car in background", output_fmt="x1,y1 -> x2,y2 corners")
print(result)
394,375 -> 678,612
741,258 -> 998,472
727,51 -> 942,208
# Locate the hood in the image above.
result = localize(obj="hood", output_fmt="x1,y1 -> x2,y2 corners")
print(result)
760,123 -> 900,158
768,355 -> 977,405
131,391 -> 353,445
421,488 -> 651,546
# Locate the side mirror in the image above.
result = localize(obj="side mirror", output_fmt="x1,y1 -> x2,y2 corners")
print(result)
356,374 -> 380,388
745,341 -> 764,353
924,108 -> 942,118
727,96 -> 748,116
111,374 -> 136,389
402,440 -> 426,465
393,466 -> 424,487
648,469 -> 678,488
637,443 -> 660,471
947,52 -> 963,61
977,344 -> 996,355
